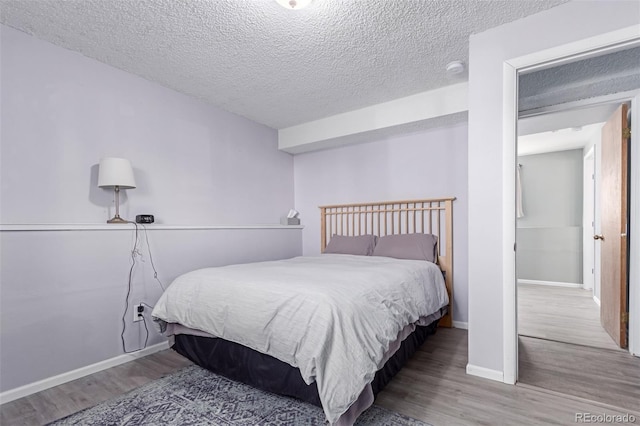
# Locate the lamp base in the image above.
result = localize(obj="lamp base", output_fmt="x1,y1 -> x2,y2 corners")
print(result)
107,216 -> 128,224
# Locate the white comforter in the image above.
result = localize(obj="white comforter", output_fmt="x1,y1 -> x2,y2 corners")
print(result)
152,254 -> 448,424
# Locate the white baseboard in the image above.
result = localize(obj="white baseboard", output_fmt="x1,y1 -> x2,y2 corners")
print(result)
452,321 -> 468,330
0,341 -> 170,405
593,295 -> 601,307
517,279 -> 582,288
466,364 -> 504,382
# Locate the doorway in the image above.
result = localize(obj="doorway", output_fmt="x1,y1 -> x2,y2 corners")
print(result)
515,103 -> 629,352
513,48 -> 639,408
496,19 -> 640,391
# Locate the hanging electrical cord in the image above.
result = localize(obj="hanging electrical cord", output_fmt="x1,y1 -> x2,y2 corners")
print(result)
140,223 -> 165,291
121,221 -> 144,354
140,315 -> 149,348
120,222 -> 166,353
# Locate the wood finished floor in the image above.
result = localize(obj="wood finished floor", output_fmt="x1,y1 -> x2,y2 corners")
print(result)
0,350 -> 193,426
517,283 -> 620,351
519,336 -> 640,412
517,283 -> 639,413
2,329 -> 639,426
375,329 -> 639,426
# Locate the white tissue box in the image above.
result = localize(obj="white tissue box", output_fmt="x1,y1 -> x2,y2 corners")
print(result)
281,217 -> 300,225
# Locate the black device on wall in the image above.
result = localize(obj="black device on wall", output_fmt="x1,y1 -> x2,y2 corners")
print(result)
136,214 -> 154,224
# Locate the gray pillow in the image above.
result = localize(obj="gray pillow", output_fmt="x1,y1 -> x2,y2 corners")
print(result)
372,233 -> 438,263
324,234 -> 378,256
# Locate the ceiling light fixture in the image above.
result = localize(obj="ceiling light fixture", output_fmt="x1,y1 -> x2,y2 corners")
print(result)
445,61 -> 465,75
276,0 -> 312,10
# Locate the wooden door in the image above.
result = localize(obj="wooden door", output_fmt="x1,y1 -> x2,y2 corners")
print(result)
599,103 -> 629,349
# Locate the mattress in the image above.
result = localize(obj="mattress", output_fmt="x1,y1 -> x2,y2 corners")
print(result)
152,254 -> 448,424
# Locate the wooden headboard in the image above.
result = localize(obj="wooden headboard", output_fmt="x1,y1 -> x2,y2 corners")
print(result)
319,197 -> 455,327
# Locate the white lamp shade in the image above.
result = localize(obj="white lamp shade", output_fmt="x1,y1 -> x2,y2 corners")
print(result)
98,157 -> 136,188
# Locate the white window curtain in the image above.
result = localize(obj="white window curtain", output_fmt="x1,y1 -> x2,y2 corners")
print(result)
516,165 -> 525,218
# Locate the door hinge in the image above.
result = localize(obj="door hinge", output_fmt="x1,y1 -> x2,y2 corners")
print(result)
622,127 -> 631,139
622,312 -> 629,323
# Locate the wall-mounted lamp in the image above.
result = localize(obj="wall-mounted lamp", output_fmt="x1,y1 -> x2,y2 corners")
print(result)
275,0 -> 312,10
98,157 -> 136,224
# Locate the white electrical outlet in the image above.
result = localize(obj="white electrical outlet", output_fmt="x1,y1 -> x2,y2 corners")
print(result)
133,303 -> 144,322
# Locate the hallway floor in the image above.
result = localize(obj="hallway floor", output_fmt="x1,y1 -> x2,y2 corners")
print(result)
518,336 -> 640,412
518,283 -> 621,351
518,283 -> 639,411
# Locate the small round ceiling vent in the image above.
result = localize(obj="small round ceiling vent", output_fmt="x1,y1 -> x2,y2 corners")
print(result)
446,61 -> 465,75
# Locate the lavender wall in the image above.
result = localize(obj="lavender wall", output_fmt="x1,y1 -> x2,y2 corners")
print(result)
0,228 -> 301,393
0,25 -> 300,393
293,123 -> 469,324
0,25 -> 293,225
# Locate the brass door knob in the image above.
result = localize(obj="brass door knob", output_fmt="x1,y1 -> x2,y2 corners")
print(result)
593,234 -> 604,240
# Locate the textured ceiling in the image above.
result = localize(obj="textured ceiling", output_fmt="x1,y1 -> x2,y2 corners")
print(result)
519,46 -> 640,112
0,0 -> 568,129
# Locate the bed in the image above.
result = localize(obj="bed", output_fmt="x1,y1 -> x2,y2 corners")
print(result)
152,198 -> 455,425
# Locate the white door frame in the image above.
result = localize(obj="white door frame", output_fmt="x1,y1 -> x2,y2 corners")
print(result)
502,26 -> 640,383
583,145 -> 596,293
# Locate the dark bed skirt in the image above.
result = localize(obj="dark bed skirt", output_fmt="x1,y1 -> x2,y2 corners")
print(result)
172,319 -> 439,407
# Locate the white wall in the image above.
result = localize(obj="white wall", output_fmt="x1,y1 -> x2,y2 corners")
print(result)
516,149 -> 584,284
294,123 -> 469,323
467,1 -> 640,375
0,26 -> 301,393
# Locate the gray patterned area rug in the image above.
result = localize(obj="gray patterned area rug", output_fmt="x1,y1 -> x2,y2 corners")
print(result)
49,365 -> 430,425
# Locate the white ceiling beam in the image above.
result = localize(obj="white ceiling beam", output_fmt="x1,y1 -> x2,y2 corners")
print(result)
278,82 -> 468,154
